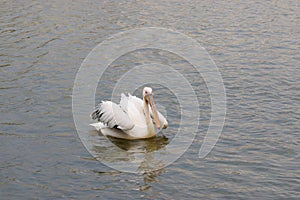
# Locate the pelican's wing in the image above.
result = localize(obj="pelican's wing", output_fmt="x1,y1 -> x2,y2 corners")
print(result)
120,93 -> 144,110
120,93 -> 146,127
91,101 -> 134,130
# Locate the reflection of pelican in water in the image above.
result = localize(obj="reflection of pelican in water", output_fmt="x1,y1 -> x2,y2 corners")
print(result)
108,135 -> 169,152
90,132 -> 167,191
90,131 -> 169,173
90,87 -> 168,139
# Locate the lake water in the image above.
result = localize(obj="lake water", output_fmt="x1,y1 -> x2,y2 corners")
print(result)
1,0 -> 299,199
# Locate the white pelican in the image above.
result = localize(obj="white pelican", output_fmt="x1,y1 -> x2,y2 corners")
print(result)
90,87 -> 168,140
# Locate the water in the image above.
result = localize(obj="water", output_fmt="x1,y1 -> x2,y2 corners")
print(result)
1,0 -> 299,199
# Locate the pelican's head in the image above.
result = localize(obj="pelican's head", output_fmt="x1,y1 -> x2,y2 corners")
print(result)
143,87 -> 161,130
143,87 -> 153,97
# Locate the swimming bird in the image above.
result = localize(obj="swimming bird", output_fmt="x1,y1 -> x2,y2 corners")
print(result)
90,87 -> 168,140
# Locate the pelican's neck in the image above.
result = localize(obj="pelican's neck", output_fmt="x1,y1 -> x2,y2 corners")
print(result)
143,99 -> 151,125
143,99 -> 155,136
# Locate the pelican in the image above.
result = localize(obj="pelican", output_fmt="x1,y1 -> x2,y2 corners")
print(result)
90,87 -> 168,140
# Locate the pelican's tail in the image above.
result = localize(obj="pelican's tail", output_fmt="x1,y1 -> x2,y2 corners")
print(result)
90,122 -> 106,131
